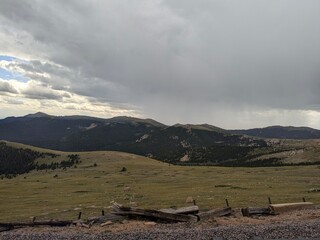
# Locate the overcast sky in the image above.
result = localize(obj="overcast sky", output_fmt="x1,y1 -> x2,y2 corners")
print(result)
0,0 -> 320,129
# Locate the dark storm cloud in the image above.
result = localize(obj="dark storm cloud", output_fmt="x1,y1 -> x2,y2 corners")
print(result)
0,0 -> 320,127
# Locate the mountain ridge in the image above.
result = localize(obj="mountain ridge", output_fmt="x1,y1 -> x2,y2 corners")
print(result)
1,112 -> 320,166
4,112 -> 320,134
230,125 -> 320,139
0,112 -> 265,165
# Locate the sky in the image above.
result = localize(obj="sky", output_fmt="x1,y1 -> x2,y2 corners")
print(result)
0,0 -> 320,129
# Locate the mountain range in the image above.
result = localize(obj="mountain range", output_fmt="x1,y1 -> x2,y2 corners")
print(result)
230,126 -> 320,139
1,112 -> 320,166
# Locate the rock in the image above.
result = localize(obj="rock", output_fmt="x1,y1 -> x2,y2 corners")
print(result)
121,220 -> 129,224
144,221 -> 157,226
308,188 -> 320,192
180,154 -> 190,162
186,196 -> 194,204
101,221 -> 113,227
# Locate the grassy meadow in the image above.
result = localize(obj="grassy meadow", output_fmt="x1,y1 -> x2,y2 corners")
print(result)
0,141 -> 320,222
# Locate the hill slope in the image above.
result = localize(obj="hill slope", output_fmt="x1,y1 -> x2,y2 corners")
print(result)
2,113 -> 320,166
0,141 -> 320,222
0,113 -> 267,165
231,126 -> 320,139
0,113 -> 164,149
0,141 -> 79,176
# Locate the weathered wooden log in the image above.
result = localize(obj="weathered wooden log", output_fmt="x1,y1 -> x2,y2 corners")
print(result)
159,205 -> 199,215
87,214 -> 126,224
269,202 -> 314,214
0,226 -> 12,232
112,203 -> 198,222
241,207 -> 273,217
113,209 -> 198,222
196,207 -> 232,221
101,221 -> 113,227
0,220 -> 73,232
0,220 -> 73,227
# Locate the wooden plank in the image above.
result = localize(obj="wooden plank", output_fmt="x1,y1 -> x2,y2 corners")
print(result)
241,207 -> 273,217
269,202 -> 314,214
87,214 -> 125,224
112,204 -> 198,222
113,209 -> 198,222
0,220 -> 73,227
0,220 -> 73,232
196,207 -> 232,221
159,205 -> 199,215
0,226 -> 12,232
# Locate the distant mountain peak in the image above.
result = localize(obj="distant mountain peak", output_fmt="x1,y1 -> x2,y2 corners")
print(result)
24,112 -> 51,118
172,123 -> 227,133
109,116 -> 166,127
230,125 -> 320,139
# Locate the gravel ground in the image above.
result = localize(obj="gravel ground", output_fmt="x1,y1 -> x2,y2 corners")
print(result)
1,209 -> 320,240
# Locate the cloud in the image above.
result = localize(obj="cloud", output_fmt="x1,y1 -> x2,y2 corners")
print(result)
0,0 -> 320,128
4,98 -> 23,105
0,79 -> 18,93
22,86 -> 71,100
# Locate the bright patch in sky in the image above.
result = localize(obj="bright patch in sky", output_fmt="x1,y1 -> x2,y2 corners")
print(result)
0,55 -> 16,61
0,67 -> 13,80
0,55 -> 29,82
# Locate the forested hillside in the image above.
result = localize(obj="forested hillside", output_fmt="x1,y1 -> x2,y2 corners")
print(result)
0,142 -> 79,177
0,142 -> 42,176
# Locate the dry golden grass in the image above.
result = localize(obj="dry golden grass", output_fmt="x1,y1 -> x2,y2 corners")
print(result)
0,141 -> 319,222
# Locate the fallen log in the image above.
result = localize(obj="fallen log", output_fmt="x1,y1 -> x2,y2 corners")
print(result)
113,209 -> 198,222
101,221 -> 113,227
269,202 -> 314,214
196,207 -> 232,221
112,203 -> 198,222
0,226 -> 12,232
241,207 -> 273,217
0,220 -> 73,232
87,214 -> 125,224
159,205 -> 199,215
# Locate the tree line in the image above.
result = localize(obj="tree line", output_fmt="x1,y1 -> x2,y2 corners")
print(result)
0,142 -> 79,178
